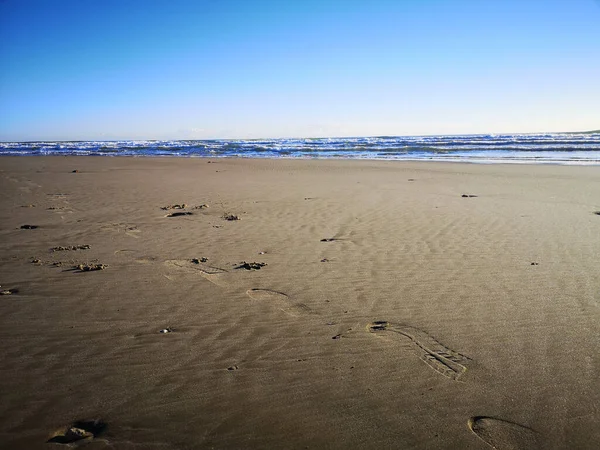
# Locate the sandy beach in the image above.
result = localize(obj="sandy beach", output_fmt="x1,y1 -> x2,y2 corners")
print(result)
0,156 -> 599,449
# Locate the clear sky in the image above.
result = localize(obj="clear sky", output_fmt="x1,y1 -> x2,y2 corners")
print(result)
1,0 -> 599,141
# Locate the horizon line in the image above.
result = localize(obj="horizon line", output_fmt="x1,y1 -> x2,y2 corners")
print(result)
1,129 -> 599,143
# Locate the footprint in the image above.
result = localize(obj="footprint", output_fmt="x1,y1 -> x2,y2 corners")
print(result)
468,416 -> 540,449
165,259 -> 228,286
114,249 -> 136,255
246,289 -> 312,317
368,321 -> 470,381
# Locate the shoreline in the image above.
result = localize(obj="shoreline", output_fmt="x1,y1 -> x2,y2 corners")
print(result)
3,154 -> 600,166
1,156 -> 599,449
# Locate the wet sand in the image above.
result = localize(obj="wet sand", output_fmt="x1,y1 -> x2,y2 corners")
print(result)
0,156 -> 599,449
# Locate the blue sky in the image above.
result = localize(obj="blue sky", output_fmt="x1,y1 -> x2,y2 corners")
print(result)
1,0 -> 599,140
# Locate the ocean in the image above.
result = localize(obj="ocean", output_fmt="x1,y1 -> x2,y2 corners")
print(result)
1,133 -> 599,164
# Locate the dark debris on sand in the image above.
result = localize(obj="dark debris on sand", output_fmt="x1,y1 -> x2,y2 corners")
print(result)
73,263 -> 108,272
369,321 -> 388,331
235,261 -> 267,270
191,257 -> 209,264
51,245 -> 91,252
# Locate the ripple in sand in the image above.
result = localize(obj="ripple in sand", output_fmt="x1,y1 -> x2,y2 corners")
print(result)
246,289 -> 312,317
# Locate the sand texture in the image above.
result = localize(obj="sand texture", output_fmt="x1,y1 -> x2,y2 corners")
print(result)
0,156 -> 599,449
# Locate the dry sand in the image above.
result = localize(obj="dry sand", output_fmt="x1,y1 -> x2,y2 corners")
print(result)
0,156 -> 599,449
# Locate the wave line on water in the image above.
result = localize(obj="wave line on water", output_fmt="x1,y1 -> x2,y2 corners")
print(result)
1,133 -> 600,164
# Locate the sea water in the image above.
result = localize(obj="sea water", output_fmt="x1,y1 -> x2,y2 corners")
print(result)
1,133 -> 599,164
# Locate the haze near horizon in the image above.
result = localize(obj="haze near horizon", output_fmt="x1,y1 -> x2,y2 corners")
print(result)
1,0 -> 599,141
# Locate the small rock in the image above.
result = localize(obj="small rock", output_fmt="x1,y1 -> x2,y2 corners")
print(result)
159,327 -> 173,333
223,214 -> 240,221
64,427 -> 92,441
20,225 -> 38,229
47,419 -> 106,444
227,365 -> 239,371
0,289 -> 18,295
332,334 -> 341,340
461,194 -> 478,198
531,262 -> 539,266
71,170 -> 79,173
